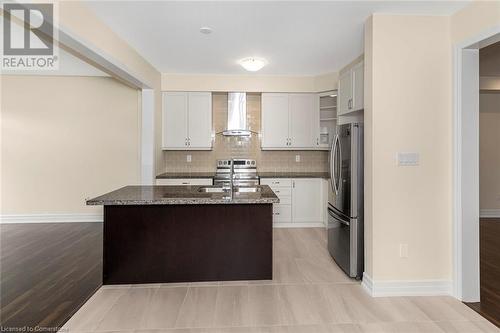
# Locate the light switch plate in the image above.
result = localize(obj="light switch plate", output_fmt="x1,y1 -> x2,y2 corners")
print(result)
186,155 -> 192,163
295,155 -> 301,162
397,152 -> 419,166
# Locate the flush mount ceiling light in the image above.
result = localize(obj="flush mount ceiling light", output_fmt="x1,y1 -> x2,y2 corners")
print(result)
238,57 -> 267,72
199,27 -> 213,34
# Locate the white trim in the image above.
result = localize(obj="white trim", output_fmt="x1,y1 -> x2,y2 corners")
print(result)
141,89 -> 155,185
361,273 -> 452,297
452,25 -> 500,302
0,214 -> 103,224
273,222 -> 325,228
480,209 -> 500,218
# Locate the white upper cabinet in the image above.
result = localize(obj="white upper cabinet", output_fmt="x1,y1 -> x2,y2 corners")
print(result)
162,92 -> 212,150
261,93 -> 319,149
187,92 -> 212,149
338,59 -> 364,116
338,71 -> 352,116
352,61 -> 364,111
289,94 -> 318,148
261,93 -> 290,148
163,92 -> 188,149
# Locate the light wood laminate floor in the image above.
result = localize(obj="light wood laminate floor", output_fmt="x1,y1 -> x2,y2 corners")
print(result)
63,228 -> 499,333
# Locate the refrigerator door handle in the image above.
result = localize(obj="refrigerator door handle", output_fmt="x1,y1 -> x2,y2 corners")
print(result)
330,135 -> 337,194
332,134 -> 340,195
337,133 -> 342,193
328,207 -> 350,226
328,204 -> 352,222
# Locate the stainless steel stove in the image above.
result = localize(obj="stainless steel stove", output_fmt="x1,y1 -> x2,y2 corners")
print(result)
214,159 -> 259,187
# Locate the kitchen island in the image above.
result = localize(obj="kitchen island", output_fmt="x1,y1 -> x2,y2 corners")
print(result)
87,185 -> 278,285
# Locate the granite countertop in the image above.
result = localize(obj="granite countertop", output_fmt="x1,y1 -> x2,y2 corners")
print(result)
156,171 -> 329,179
258,171 -> 330,179
87,185 -> 279,205
156,172 -> 216,179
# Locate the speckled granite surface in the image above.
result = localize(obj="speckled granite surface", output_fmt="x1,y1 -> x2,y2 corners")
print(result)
87,185 -> 279,205
155,171 -> 329,179
156,172 -> 215,179
258,172 -> 330,179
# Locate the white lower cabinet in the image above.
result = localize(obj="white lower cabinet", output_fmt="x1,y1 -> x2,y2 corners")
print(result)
261,177 -> 325,226
156,178 -> 213,186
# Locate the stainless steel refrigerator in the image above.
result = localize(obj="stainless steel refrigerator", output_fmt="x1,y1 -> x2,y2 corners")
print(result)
327,123 -> 364,279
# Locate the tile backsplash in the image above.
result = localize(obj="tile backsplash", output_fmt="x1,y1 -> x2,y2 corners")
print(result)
162,93 -> 329,173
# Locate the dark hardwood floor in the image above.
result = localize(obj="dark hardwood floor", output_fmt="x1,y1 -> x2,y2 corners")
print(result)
464,218 -> 500,328
0,223 -> 102,331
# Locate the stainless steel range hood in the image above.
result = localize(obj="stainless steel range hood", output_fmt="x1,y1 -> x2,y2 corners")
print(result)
222,92 -> 251,136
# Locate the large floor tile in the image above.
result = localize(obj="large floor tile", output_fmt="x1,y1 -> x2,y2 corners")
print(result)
435,320 -> 500,333
174,287 -> 218,328
247,285 -> 282,326
141,287 -> 188,329
356,321 -> 444,333
277,284 -> 333,325
213,286 -> 252,327
96,287 -> 155,331
62,288 -> 127,331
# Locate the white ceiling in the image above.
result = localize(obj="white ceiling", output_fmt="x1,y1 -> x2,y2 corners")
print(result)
86,1 -> 469,76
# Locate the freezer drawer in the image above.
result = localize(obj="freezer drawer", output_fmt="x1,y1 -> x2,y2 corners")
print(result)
327,208 -> 351,277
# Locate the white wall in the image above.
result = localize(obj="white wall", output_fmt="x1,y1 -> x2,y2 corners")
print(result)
1,75 -> 140,216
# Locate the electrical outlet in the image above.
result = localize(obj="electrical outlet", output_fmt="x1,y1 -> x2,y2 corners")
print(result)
295,155 -> 301,162
186,155 -> 192,163
399,244 -> 408,258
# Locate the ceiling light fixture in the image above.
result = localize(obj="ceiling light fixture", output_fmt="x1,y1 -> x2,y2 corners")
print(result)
199,27 -> 213,34
239,57 -> 267,72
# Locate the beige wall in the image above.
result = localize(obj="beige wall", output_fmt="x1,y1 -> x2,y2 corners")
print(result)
363,16 -> 374,278
58,1 -> 163,174
161,73 -> 338,93
163,93 -> 329,173
1,75 -> 140,215
451,1 -> 500,45
480,94 -> 500,210
364,15 -> 452,281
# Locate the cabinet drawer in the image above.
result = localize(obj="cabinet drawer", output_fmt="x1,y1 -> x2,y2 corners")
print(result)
156,178 -> 212,186
260,178 -> 292,188
273,204 -> 292,222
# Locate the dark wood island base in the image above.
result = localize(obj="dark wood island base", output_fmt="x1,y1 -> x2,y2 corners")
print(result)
103,203 -> 273,284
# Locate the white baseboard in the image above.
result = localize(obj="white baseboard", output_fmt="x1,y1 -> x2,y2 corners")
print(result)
361,272 -> 452,297
0,213 -> 103,224
273,222 -> 325,228
480,209 -> 500,218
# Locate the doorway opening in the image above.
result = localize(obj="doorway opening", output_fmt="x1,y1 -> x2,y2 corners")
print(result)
455,32 -> 500,327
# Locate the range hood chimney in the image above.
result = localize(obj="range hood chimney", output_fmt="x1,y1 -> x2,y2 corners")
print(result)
222,92 -> 251,136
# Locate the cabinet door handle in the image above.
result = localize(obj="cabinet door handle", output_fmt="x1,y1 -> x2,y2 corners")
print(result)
275,212 -> 280,215
317,138 -> 319,145
181,182 -> 189,185
292,181 -> 295,188
185,138 -> 188,146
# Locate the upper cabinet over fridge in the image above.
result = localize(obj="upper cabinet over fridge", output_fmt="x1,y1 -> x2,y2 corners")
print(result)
338,57 -> 364,116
